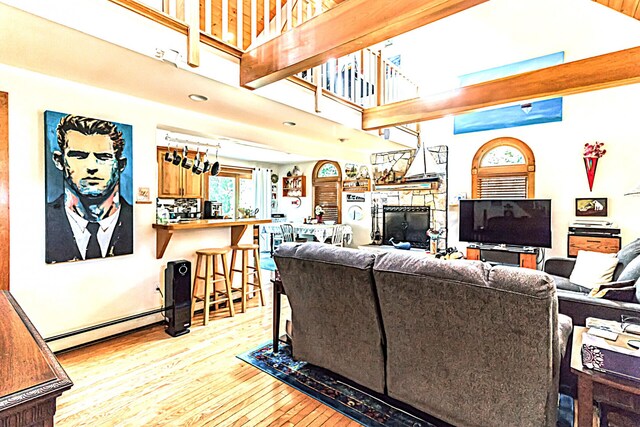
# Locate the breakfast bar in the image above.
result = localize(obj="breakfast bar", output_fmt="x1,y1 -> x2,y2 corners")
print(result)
152,218 -> 272,259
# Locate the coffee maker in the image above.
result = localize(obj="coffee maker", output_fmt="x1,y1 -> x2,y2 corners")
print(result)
203,201 -> 223,219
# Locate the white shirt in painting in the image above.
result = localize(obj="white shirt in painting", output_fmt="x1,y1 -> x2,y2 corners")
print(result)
64,206 -> 121,259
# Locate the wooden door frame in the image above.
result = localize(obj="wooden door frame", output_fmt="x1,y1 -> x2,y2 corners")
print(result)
0,92 -> 9,291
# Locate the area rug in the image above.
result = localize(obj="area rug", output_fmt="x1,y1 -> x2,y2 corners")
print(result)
238,342 -> 574,427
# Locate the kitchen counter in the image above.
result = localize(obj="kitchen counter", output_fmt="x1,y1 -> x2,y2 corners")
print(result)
152,218 -> 271,258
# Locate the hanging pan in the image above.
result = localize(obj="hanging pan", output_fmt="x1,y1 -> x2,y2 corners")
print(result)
210,148 -> 220,176
181,145 -> 193,169
202,149 -> 211,174
164,142 -> 173,163
192,148 -> 203,175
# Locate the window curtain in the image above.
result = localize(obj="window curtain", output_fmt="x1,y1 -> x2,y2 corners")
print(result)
253,168 -> 272,220
253,168 -> 272,251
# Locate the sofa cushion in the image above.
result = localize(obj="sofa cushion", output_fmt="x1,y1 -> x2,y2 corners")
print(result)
619,254 -> 640,282
373,253 -> 560,427
551,275 -> 590,293
589,280 -> 637,303
569,250 -> 618,289
273,242 -> 386,394
617,238 -> 640,271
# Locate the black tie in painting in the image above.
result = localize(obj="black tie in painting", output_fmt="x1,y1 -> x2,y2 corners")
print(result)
86,222 -> 102,259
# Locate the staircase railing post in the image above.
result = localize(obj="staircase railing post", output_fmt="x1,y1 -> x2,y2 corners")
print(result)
186,0 -> 200,67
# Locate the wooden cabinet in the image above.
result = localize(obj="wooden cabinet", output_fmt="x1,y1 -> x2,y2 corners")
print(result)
157,148 -> 204,198
282,176 -> 306,197
567,234 -> 621,257
0,291 -> 72,426
466,247 -> 537,270
342,179 -> 371,193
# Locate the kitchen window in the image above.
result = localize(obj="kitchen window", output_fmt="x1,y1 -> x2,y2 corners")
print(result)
208,167 -> 254,219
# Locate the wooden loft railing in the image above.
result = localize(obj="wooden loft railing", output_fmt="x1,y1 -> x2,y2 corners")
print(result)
133,0 -> 336,51
294,49 -> 419,109
111,0 -> 419,113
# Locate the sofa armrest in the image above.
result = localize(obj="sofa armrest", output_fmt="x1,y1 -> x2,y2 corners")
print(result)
557,289 -> 640,326
543,257 -> 576,278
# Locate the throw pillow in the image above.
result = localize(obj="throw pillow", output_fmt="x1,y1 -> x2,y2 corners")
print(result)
618,253 -> 640,282
617,238 -> 640,270
588,279 -> 636,303
569,250 -> 618,289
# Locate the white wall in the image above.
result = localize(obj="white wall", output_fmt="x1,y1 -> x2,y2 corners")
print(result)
434,83 -> 640,257
1,64 -> 269,350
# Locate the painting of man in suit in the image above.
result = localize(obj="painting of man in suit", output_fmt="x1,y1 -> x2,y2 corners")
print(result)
45,111 -> 133,263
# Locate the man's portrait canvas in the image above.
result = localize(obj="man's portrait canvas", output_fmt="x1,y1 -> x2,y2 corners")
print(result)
44,111 -> 134,263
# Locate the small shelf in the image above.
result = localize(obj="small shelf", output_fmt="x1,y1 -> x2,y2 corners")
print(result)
342,179 -> 371,193
282,176 -> 306,197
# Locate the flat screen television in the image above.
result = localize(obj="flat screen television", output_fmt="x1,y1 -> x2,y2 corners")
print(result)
459,199 -> 552,248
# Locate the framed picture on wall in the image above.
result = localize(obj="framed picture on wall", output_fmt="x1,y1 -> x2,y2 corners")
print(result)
575,198 -> 608,217
44,111 -> 134,264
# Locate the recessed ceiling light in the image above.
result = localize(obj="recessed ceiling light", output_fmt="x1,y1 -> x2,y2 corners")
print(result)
283,121 -> 296,127
188,94 -> 208,102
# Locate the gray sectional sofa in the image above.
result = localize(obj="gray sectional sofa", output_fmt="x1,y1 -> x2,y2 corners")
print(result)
274,242 -> 572,427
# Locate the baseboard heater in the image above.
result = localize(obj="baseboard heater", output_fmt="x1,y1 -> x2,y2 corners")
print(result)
44,307 -> 165,343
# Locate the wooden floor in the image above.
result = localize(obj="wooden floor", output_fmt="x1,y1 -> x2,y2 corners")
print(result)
54,280 -> 361,426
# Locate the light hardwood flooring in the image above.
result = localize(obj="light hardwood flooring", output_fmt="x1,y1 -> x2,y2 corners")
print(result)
54,279 -> 360,426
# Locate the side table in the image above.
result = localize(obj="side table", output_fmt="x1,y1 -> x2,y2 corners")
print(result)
571,326 -> 640,426
271,271 -> 286,353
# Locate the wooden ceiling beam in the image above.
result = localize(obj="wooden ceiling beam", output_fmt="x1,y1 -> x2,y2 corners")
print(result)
362,46 -> 640,130
240,0 -> 489,89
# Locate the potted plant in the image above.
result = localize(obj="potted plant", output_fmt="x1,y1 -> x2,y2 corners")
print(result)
315,205 -> 325,223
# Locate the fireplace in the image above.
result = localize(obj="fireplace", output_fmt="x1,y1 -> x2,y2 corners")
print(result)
383,206 -> 431,249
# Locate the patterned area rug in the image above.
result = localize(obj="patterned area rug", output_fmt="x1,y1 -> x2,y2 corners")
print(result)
238,342 -> 436,426
238,342 -> 574,427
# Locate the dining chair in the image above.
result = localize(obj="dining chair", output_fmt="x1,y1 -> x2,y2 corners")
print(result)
280,224 -> 295,243
331,224 -> 345,247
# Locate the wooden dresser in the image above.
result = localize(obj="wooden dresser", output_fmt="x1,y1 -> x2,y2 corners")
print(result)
0,291 -> 72,427
567,234 -> 621,257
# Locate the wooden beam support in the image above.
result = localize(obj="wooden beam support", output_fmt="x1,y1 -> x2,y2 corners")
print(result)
240,0 -> 488,89
362,46 -> 640,130
0,93 -> 8,291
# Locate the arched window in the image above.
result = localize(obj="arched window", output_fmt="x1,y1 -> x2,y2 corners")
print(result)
312,160 -> 342,223
471,137 -> 535,198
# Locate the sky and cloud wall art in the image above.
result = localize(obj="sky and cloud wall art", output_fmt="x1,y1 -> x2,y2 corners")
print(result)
454,52 -> 564,135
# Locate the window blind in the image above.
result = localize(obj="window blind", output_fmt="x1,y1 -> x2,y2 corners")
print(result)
477,176 -> 527,199
314,182 -> 339,222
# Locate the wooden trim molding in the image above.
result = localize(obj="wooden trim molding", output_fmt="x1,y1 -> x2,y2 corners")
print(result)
0,93 -> 8,291
363,46 -> 640,130
240,0 -> 488,88
312,160 -> 342,223
108,0 -> 188,34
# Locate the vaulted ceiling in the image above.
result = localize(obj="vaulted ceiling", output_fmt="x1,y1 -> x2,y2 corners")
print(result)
594,0 -> 640,20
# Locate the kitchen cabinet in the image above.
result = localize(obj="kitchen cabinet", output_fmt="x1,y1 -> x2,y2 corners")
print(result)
157,148 -> 204,198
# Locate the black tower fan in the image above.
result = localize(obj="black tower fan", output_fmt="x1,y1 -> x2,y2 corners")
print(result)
164,259 -> 192,337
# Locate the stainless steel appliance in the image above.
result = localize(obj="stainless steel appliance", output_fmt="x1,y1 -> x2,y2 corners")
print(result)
203,201 -> 223,219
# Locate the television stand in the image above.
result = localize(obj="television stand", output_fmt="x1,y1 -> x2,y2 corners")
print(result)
466,244 -> 538,269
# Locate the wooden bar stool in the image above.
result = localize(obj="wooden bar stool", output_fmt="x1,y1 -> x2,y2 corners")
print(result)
229,243 -> 265,313
192,247 -> 234,325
